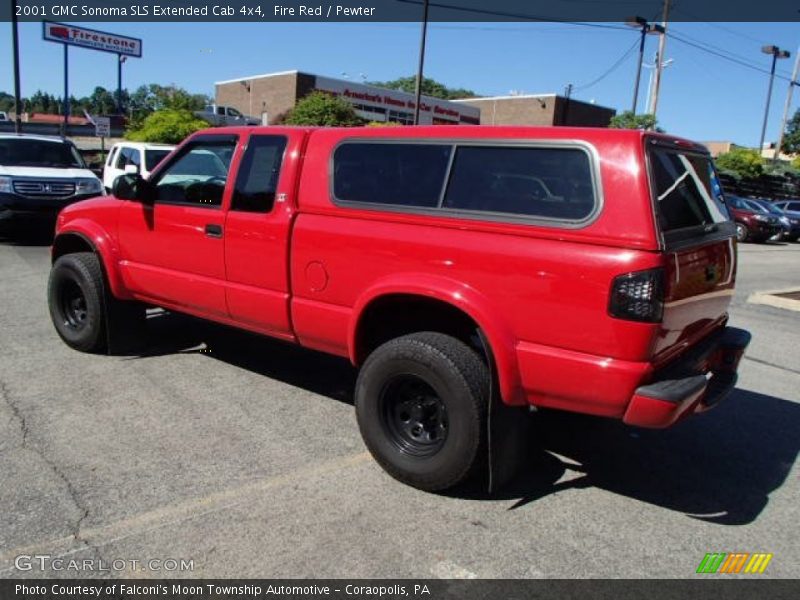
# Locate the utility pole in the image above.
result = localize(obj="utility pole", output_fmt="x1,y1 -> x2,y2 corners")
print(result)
648,0 -> 670,117
759,45 -> 790,155
11,0 -> 22,133
563,83 -> 573,125
775,47 -> 800,161
413,0 -> 430,125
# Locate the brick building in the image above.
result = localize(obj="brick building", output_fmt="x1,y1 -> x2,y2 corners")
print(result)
215,71 -> 616,128
452,93 -> 616,127
215,70 -> 480,126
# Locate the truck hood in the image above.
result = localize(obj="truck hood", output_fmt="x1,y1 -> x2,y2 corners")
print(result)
0,165 -> 98,179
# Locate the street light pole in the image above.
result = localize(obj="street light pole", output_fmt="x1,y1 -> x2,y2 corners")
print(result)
775,47 -> 800,161
625,16 -> 665,115
759,45 -> 791,155
11,0 -> 22,133
649,0 -> 671,117
413,0 -> 430,125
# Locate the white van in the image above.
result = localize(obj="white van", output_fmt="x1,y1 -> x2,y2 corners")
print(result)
103,141 -> 175,192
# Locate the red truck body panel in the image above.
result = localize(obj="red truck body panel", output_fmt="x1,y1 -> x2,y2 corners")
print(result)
54,125 -> 745,427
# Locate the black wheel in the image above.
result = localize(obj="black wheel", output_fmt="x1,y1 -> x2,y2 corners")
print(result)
48,252 -> 107,353
355,332 -> 489,492
735,223 -> 749,243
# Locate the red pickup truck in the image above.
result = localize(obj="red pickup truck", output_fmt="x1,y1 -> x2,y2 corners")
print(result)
47,126 -> 750,491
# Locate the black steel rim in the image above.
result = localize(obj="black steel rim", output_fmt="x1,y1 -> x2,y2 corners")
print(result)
380,375 -> 448,457
60,279 -> 88,330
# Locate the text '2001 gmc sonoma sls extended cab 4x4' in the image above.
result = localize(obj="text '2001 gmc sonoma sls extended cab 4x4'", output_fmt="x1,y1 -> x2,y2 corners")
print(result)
47,126 -> 751,492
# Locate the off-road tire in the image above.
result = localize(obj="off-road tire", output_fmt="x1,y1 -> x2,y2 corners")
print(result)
48,252 -> 108,353
355,332 -> 489,492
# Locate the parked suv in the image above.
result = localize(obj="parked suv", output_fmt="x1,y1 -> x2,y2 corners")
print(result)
726,195 -> 782,242
47,126 -> 750,491
0,133 -> 104,228
103,141 -> 175,192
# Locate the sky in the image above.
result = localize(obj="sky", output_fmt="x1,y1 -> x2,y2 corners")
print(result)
1,20 -> 800,146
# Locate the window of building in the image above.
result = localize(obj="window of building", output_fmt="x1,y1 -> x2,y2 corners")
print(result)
231,135 -> 287,213
387,110 -> 414,125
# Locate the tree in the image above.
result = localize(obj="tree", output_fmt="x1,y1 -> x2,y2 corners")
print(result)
781,109 -> 800,155
283,92 -> 364,126
368,76 -> 476,100
609,111 -> 662,131
125,109 -> 208,144
714,148 -> 765,179
127,84 -> 210,128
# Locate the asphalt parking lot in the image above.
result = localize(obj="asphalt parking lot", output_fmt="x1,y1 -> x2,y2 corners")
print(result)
0,231 -> 798,579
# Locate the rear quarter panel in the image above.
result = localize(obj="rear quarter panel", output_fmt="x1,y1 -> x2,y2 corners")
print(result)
291,127 -> 665,409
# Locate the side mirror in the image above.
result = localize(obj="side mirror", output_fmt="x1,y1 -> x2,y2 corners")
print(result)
112,173 -> 153,203
124,164 -> 139,175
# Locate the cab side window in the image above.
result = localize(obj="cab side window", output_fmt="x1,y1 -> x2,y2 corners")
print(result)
231,136 -> 287,213
150,140 -> 236,208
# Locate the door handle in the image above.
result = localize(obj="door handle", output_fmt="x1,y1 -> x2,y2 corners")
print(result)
205,223 -> 223,238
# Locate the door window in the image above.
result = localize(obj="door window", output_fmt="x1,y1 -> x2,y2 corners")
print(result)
150,140 -> 236,208
231,136 -> 287,213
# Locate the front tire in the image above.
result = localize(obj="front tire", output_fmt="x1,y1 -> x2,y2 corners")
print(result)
735,223 -> 749,243
355,332 -> 489,492
48,252 -> 108,353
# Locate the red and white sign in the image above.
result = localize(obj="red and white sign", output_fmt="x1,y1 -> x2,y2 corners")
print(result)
43,22 -> 142,58
314,76 -> 479,125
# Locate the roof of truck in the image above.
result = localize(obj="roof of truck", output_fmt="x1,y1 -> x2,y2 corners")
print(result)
193,125 -> 707,153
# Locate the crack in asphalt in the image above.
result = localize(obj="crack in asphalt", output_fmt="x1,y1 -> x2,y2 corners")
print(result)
0,378 -> 93,552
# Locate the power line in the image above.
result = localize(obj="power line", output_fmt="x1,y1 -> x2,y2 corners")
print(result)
394,0 -> 631,31
573,38 -> 640,91
667,31 -> 795,84
668,27 -> 794,79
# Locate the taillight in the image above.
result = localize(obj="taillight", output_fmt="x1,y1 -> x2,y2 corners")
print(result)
609,268 -> 664,323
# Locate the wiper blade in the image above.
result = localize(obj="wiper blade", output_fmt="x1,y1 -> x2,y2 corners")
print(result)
703,223 -> 719,233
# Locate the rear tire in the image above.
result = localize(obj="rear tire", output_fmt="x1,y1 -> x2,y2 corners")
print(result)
355,332 -> 489,492
48,252 -> 107,353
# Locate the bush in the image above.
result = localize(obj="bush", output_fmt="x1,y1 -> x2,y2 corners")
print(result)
609,111 -> 662,131
125,109 -> 208,144
714,148 -> 765,180
283,92 -> 364,127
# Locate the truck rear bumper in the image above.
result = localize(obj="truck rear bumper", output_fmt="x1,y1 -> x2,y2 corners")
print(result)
622,327 -> 751,428
516,326 -> 750,427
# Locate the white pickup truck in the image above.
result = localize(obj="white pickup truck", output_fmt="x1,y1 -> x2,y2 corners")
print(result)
194,104 -> 260,126
0,133 -> 104,227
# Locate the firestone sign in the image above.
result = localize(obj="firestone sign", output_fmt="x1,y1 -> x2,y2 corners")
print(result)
43,22 -> 143,58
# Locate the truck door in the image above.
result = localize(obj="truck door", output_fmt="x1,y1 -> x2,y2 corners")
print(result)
223,131 -> 303,339
117,134 -> 239,317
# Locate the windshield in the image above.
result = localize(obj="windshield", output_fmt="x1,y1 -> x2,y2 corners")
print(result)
754,200 -> 783,215
0,138 -> 85,169
144,149 -> 171,172
650,147 -> 730,233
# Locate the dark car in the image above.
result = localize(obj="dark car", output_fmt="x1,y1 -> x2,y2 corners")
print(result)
726,195 -> 782,242
748,199 -> 800,242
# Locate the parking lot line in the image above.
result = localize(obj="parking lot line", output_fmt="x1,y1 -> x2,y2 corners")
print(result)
0,451 -> 371,569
